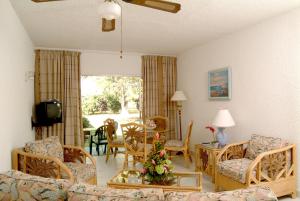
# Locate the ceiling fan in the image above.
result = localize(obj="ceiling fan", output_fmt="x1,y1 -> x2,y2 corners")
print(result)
31,0 -> 181,32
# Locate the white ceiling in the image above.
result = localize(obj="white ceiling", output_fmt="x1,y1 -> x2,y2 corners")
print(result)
11,0 -> 300,55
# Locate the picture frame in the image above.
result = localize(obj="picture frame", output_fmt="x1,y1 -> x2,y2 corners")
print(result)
208,67 -> 231,100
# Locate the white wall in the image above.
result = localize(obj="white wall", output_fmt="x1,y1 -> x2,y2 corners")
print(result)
0,0 -> 35,171
81,51 -> 142,76
178,8 -> 300,189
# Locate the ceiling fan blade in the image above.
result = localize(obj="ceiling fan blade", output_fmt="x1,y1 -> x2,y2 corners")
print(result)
102,18 -> 116,32
122,0 -> 180,13
31,0 -> 62,2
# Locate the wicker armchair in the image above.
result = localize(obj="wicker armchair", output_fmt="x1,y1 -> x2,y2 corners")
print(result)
215,134 -> 296,198
12,136 -> 97,185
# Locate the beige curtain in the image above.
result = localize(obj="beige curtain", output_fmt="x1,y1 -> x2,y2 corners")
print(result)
34,50 -> 83,146
142,55 -> 177,139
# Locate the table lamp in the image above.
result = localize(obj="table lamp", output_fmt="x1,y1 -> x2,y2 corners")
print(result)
171,91 -> 187,140
212,109 -> 235,147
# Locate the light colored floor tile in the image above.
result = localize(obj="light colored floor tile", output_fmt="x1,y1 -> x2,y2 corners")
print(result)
94,153 -> 295,200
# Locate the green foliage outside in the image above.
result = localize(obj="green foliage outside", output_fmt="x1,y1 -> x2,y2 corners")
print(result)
82,116 -> 93,128
81,76 -> 142,115
82,95 -> 108,115
106,94 -> 121,113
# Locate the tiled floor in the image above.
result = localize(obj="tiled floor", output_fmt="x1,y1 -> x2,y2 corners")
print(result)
94,153 -> 296,200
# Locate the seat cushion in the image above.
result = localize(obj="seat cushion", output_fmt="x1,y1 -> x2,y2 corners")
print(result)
0,170 -> 72,201
25,136 -> 64,161
217,158 -> 255,183
164,186 -> 278,201
68,183 -> 164,201
62,162 -> 96,183
165,140 -> 183,147
136,143 -> 152,152
245,134 -> 288,160
110,137 -> 124,145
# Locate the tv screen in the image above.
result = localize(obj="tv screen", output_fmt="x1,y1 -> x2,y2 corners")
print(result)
47,103 -> 62,119
36,100 -> 62,126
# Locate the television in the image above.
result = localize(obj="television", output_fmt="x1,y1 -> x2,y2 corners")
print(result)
35,99 -> 62,126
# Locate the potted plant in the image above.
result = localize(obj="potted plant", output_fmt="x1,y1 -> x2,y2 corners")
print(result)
140,133 -> 174,185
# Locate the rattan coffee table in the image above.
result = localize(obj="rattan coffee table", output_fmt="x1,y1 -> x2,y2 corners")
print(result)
107,169 -> 202,192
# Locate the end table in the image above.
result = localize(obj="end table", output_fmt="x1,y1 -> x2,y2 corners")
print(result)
195,143 -> 221,183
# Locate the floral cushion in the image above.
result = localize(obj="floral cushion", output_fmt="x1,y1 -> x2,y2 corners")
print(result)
164,186 -> 278,201
24,136 -> 64,161
217,158 -> 255,183
165,140 -> 183,147
0,170 -> 72,201
245,134 -> 288,160
68,183 -> 164,201
62,162 -> 96,183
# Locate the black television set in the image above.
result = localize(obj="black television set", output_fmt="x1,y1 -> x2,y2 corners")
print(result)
35,99 -> 62,126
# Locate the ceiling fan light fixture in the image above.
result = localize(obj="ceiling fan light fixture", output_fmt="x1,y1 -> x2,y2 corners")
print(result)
98,0 -> 121,20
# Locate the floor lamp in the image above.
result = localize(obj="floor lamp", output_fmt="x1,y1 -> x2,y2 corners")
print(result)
171,91 -> 187,140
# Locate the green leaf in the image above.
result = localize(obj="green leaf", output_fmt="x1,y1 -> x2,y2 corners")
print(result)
155,164 -> 164,175
165,159 -> 172,165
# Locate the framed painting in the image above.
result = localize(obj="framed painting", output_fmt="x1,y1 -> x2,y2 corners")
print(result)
208,67 -> 231,100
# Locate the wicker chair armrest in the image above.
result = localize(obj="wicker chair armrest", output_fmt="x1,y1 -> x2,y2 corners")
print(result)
245,144 -> 296,185
12,148 -> 74,183
63,145 -> 96,166
216,141 -> 249,162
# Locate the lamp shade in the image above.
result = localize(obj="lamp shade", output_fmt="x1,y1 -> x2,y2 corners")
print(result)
171,91 -> 187,101
212,109 -> 235,128
98,0 -> 121,20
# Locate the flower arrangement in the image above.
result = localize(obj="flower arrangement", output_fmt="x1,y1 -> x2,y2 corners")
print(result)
205,126 -> 217,144
140,133 -> 174,185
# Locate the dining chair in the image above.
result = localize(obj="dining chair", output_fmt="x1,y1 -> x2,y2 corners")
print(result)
89,125 -> 108,155
146,116 -> 169,143
121,122 -> 150,168
104,118 -> 124,162
164,121 -> 193,167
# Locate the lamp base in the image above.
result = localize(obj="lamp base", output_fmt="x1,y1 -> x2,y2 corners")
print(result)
216,127 -> 227,147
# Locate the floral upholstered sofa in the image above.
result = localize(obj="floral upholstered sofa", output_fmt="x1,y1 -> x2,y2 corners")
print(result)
0,170 -> 278,201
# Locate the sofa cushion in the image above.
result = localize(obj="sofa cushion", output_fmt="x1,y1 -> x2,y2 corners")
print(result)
63,162 -> 96,183
0,170 -> 72,201
68,183 -> 164,201
217,158 -> 255,183
245,134 -> 288,160
25,136 -> 64,161
164,186 -> 278,201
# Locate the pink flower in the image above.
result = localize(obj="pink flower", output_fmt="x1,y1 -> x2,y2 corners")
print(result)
152,159 -> 156,165
159,150 -> 165,157
140,168 -> 147,174
155,132 -> 160,140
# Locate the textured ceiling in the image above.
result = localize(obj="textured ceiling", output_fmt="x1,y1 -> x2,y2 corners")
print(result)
10,0 -> 300,54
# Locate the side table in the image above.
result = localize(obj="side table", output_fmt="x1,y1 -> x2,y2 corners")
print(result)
195,143 -> 221,183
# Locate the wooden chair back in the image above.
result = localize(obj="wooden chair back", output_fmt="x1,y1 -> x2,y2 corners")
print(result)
104,118 -> 117,143
121,123 -> 147,159
146,116 -> 169,132
184,121 -> 193,148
